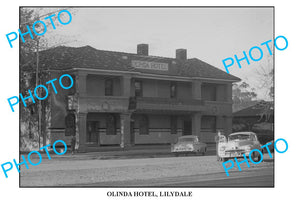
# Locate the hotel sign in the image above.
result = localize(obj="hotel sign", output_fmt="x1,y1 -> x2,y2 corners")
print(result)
131,60 -> 169,71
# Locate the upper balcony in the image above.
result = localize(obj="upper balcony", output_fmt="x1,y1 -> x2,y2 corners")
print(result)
204,100 -> 232,115
68,72 -> 232,114
68,95 -> 205,113
67,95 -> 232,115
68,95 -> 129,113
129,97 -> 205,112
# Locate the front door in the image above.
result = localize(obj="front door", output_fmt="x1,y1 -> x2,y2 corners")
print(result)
130,121 -> 135,145
86,121 -> 99,145
183,120 -> 192,135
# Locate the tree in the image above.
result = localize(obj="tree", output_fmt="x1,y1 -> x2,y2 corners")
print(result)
20,7 -> 77,151
255,52 -> 274,101
20,8 -> 43,151
254,52 -> 274,122
232,81 -> 258,112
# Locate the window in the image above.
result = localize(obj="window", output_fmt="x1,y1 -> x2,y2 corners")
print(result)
139,115 -> 149,135
170,116 -> 177,134
170,82 -> 177,98
228,134 -> 251,141
183,120 -> 192,135
106,114 -> 116,135
201,83 -> 217,101
87,121 -> 98,142
28,121 -> 33,139
61,74 -> 75,95
178,136 -> 198,143
201,116 -> 216,132
105,79 -> 113,96
65,112 -> 76,136
134,80 -> 143,97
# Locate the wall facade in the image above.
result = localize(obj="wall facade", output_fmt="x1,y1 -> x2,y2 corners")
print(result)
48,69 -> 235,151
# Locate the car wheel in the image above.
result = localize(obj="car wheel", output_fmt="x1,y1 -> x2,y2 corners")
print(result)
222,158 -> 229,162
250,152 -> 262,162
257,152 -> 262,162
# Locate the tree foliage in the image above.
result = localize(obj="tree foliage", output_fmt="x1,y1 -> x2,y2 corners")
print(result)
232,81 -> 258,112
20,7 -> 76,151
255,53 -> 274,100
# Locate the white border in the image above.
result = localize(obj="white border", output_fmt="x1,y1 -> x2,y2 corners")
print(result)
0,1 -> 299,212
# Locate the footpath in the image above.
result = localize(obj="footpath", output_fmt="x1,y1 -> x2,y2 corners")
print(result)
22,143 -> 217,161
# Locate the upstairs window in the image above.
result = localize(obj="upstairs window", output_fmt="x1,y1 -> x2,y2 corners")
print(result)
60,74 -> 76,95
105,79 -> 113,96
170,82 -> 177,98
134,80 -> 143,97
201,83 -> 217,101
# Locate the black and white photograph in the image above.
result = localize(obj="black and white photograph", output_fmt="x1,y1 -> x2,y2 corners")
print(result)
2,0 -> 300,212
18,7 -> 275,187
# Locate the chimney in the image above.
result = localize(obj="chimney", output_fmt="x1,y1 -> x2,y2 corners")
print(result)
176,49 -> 187,60
137,44 -> 149,56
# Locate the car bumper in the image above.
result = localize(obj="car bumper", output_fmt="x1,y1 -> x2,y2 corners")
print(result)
171,146 -> 195,153
219,149 -> 246,158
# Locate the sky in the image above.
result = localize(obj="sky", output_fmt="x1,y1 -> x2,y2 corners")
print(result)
36,7 -> 274,99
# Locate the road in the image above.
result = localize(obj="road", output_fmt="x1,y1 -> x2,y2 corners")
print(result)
20,154 -> 274,187
80,168 -> 273,187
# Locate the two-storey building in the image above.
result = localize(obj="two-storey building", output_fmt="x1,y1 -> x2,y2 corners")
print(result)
37,44 -> 240,152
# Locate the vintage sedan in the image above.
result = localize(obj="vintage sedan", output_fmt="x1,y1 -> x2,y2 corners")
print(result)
218,132 -> 262,162
171,135 -> 207,155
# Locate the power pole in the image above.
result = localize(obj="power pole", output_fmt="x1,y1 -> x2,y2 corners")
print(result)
35,38 -> 42,149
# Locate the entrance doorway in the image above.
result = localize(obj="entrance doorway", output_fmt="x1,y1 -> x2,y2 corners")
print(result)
183,120 -> 192,135
86,121 -> 99,144
130,121 -> 135,145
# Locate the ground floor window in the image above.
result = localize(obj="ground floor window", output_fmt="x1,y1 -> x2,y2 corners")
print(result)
106,114 -> 117,135
28,121 -> 33,139
65,112 -> 76,136
183,119 -> 192,135
201,115 -> 216,132
139,115 -> 149,135
170,116 -> 177,134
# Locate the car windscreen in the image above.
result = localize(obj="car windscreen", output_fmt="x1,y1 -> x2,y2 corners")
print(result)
228,134 -> 251,141
178,137 -> 196,143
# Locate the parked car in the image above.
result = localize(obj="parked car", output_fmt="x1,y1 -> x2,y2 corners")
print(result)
171,135 -> 207,155
218,132 -> 262,162
261,140 -> 274,153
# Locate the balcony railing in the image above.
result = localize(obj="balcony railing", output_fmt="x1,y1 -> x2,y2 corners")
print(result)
68,95 -> 129,112
67,95 -> 232,114
204,100 -> 232,115
130,96 -> 205,112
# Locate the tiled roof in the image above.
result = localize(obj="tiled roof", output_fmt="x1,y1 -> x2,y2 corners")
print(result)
23,45 -> 240,81
233,101 -> 274,117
